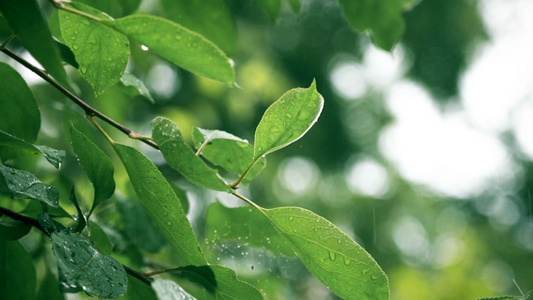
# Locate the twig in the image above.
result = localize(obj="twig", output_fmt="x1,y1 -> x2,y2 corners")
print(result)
0,47 -> 159,150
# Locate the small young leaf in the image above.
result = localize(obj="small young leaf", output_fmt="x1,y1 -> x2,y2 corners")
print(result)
0,130 -> 65,169
254,80 -> 324,160
0,164 -> 59,208
152,279 -> 196,300
0,0 -> 70,87
264,207 -> 389,300
0,63 -> 40,143
174,265 -> 264,300
119,72 -> 155,103
152,117 -> 232,192
87,220 -> 113,255
50,230 -> 127,298
59,2 -> 129,96
0,238 -> 37,300
70,125 -> 115,216
105,15 -> 235,84
113,143 -> 207,266
192,128 -> 266,185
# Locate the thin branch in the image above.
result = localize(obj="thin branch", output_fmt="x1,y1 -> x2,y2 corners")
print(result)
0,34 -> 16,50
0,47 -> 159,150
0,205 -> 152,286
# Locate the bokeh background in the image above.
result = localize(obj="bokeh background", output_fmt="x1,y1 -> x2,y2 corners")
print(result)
1,0 -> 533,299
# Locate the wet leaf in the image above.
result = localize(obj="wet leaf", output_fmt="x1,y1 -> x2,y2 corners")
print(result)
152,279 -> 196,300
254,80 -> 324,160
0,164 -> 59,208
152,117 -> 232,192
0,63 -> 40,143
0,130 -> 65,169
50,230 -> 127,298
106,15 -> 235,84
119,72 -> 154,103
59,2 -> 129,96
113,143 -> 206,266
192,128 -> 266,185
70,125 -> 115,216
0,238 -> 36,300
264,207 -> 389,300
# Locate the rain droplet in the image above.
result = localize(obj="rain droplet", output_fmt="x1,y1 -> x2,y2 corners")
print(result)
361,268 -> 370,275
344,257 -> 351,265
228,59 -> 235,67
141,45 -> 149,51
289,216 -> 294,221
73,44 -> 79,50
329,251 -> 336,261
371,274 -> 379,280
337,239 -> 342,244
167,222 -> 172,226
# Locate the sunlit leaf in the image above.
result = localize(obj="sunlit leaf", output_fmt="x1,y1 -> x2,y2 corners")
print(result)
118,0 -> 143,15
254,80 -> 324,160
192,128 -> 266,185
477,295 -> 529,300
119,72 -> 155,103
50,230 -> 127,298
264,207 -> 389,300
70,125 -> 115,216
152,279 -> 196,300
152,117 -> 232,192
106,15 -> 235,84
59,2 -> 129,96
0,130 -> 65,169
87,220 -> 113,255
116,196 -> 166,253
0,0 -> 70,87
0,164 -> 59,208
0,63 -> 40,143
113,143 -> 207,266
0,238 -> 36,300
174,265 -> 264,300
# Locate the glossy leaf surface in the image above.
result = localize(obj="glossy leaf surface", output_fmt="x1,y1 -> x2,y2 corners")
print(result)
59,3 -> 129,96
120,73 -> 155,103
113,143 -> 206,266
0,164 -> 59,207
106,15 -> 235,84
51,230 -> 127,298
152,117 -> 232,192
254,80 -> 324,160
152,279 -> 196,300
0,239 -> 36,300
0,130 -> 65,169
264,207 -> 389,300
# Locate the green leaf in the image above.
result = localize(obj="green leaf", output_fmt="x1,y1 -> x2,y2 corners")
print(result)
0,218 -> 31,240
0,164 -> 59,208
0,130 -> 65,169
69,188 -> 87,233
119,72 -> 155,103
0,0 -> 70,87
119,275 -> 158,300
287,0 -> 301,12
174,266 -> 264,300
255,0 -> 281,20
152,279 -> 196,300
254,80 -> 324,160
0,63 -> 40,143
337,0 -> 416,51
116,196 -> 166,253
55,40 -> 79,68
59,2 -> 129,96
192,128 -> 266,185
477,295 -> 529,300
70,125 -> 115,216
21,200 -> 72,220
206,202 -> 294,256
113,143 -> 207,266
158,0 -> 237,55
152,117 -> 232,192
0,238 -> 37,300
118,0 -> 143,15
37,267 -> 66,300
50,230 -> 127,298
106,15 -> 235,84
87,220 -> 113,255
264,207 -> 389,300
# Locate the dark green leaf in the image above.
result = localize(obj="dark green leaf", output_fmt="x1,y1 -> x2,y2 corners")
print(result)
69,188 -> 87,233
287,0 -> 301,12
0,130 -> 65,169
38,213 -> 67,235
254,80 -> 324,160
0,63 -> 40,143
21,200 -> 72,220
152,279 -> 196,300
106,15 -> 235,84
51,230 -> 127,298
70,125 -> 115,216
118,275 -> 158,300
0,164 -> 59,208
120,72 -> 155,103
0,218 -> 31,240
192,128 -> 266,185
158,0 -> 237,54
152,117 -> 232,192
206,202 -> 294,256
0,0 -> 70,87
337,0 -> 416,51
116,196 -> 166,253
264,207 -> 389,300
87,220 -> 113,255
59,3 -> 129,96
113,143 -> 206,266
55,40 -> 79,68
37,267 -> 66,300
118,0 -> 143,15
0,238 -> 36,300
255,0 -> 281,20
174,265 -> 263,300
